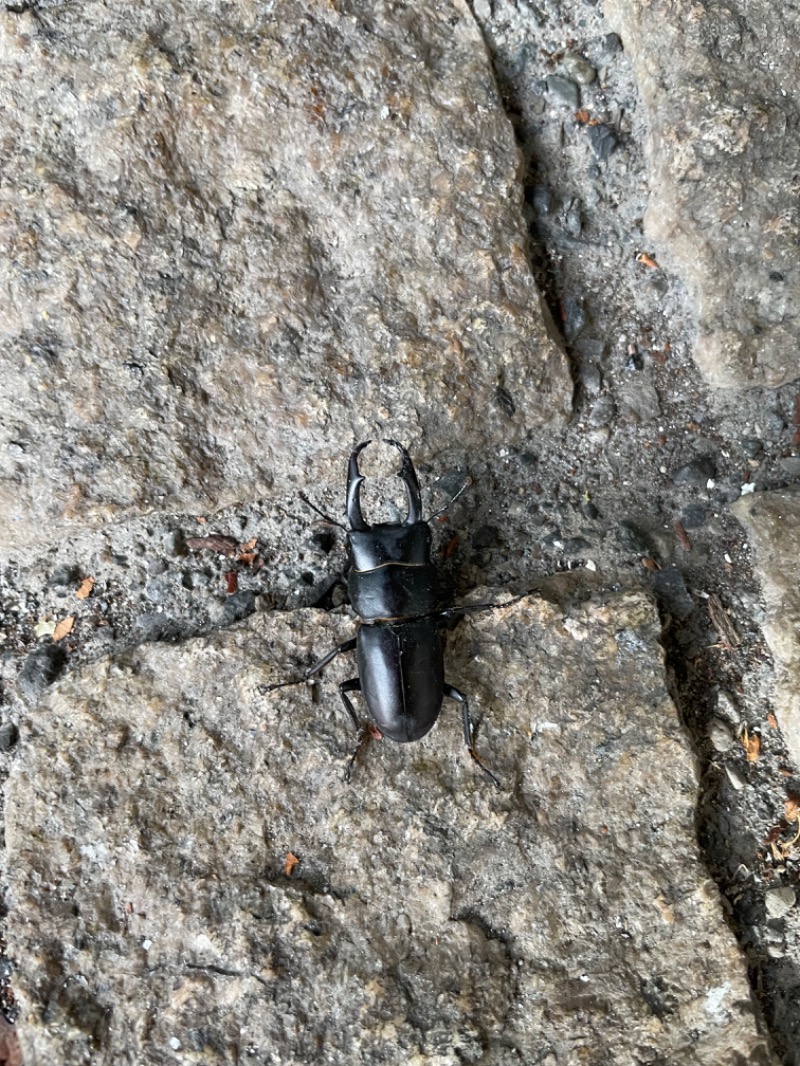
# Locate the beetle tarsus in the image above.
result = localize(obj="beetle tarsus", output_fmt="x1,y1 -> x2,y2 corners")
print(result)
468,746 -> 502,789
344,725 -> 372,783
445,682 -> 502,789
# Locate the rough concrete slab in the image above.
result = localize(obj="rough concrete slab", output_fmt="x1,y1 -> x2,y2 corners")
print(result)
0,0 -> 569,552
606,0 -> 800,389
6,592 -> 773,1064
732,488 -> 800,772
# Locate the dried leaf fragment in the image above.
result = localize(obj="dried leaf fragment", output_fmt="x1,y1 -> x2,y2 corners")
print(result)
53,616 -> 75,642
225,570 -> 238,594
284,852 -> 300,877
673,520 -> 692,552
76,576 -> 95,599
741,727 -> 760,762
186,534 -> 239,556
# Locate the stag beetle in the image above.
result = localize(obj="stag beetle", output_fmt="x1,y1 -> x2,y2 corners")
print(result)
267,439 -> 504,785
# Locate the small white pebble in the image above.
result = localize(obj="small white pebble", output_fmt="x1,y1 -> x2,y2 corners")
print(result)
740,483 -> 756,495
725,765 -> 747,790
142,939 -> 152,951
169,1037 -> 181,1051
765,887 -> 796,920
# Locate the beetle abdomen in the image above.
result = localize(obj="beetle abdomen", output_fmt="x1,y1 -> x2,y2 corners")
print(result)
357,622 -> 444,742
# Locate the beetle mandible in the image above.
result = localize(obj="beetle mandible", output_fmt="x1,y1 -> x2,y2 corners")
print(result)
268,439 -> 501,785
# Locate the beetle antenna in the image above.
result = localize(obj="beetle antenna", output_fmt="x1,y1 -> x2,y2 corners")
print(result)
299,492 -> 348,530
428,475 -> 473,521
405,588 -> 540,625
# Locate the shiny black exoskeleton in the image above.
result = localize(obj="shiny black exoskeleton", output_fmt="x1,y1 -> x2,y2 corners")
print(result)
269,439 -> 499,784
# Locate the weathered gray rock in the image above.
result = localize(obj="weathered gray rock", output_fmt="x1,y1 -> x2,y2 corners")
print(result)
605,0 -> 800,389
732,488 -> 800,770
7,592 -> 773,1064
0,1 -> 570,553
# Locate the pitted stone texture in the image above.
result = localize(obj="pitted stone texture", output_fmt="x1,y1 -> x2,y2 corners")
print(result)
0,1 -> 569,551
732,488 -> 800,771
606,0 -> 800,389
7,593 -> 773,1065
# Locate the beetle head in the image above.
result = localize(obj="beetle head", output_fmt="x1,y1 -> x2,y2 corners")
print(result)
346,439 -> 423,532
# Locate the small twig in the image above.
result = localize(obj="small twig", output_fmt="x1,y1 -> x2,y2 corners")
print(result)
708,593 -> 741,650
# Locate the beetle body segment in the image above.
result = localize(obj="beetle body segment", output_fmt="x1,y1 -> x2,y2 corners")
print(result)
357,621 -> 444,742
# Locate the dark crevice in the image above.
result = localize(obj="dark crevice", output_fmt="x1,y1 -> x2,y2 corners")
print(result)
659,600 -> 798,1065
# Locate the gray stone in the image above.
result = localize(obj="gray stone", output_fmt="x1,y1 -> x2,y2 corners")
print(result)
0,2 -> 570,553
546,74 -> 581,108
589,394 -> 617,427
0,721 -> 19,753
680,502 -> 709,529
579,363 -> 602,396
778,456 -> 800,480
673,456 -> 716,487
604,32 -> 624,53
651,565 -> 694,620
6,592 -> 772,1064
15,643 -> 67,706
606,0 -> 800,388
731,489 -> 800,770
586,123 -> 619,160
562,54 -> 597,85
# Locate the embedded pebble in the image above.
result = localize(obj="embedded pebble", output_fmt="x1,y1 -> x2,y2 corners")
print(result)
708,718 -> 735,752
563,54 -> 597,84
587,124 -> 619,160
546,74 -> 581,108
765,887 -> 796,920
673,457 -> 717,487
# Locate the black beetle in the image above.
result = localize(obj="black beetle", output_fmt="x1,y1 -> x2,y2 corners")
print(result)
268,439 -> 503,785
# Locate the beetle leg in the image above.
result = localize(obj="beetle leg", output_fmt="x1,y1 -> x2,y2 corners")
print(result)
263,637 -> 357,692
339,677 -> 373,782
338,676 -> 362,732
443,683 -> 501,788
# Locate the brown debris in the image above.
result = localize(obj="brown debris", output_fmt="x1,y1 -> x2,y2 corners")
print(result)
284,852 -> 300,877
672,521 -> 692,552
0,1017 -> 22,1066
741,727 -> 760,763
186,535 -> 239,557
708,594 -> 741,650
53,616 -> 75,642
76,576 -> 95,599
